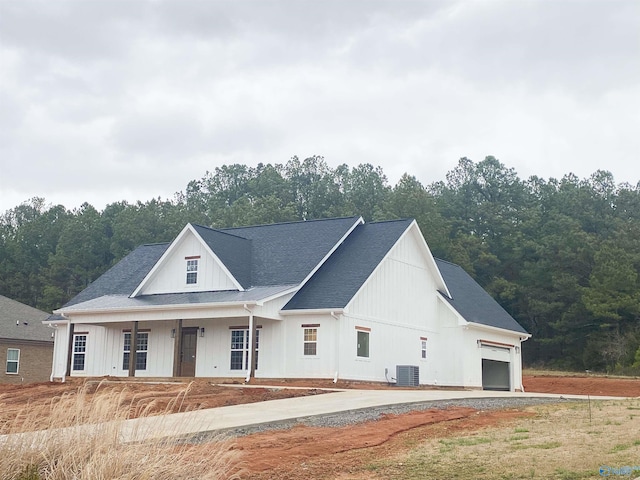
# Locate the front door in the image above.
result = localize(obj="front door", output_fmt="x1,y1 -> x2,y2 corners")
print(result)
180,327 -> 198,376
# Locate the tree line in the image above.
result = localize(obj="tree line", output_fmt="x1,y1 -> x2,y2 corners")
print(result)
1,156 -> 639,373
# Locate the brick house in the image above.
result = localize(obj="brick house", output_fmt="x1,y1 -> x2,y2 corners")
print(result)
0,295 -> 54,384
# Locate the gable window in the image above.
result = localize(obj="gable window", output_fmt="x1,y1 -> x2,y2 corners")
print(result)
186,258 -> 199,284
72,334 -> 87,371
6,348 -> 19,374
123,332 -> 149,370
230,328 -> 259,370
421,337 -> 428,359
303,326 -> 318,356
356,328 -> 370,358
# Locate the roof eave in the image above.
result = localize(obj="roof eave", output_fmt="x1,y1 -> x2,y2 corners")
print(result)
280,308 -> 345,316
55,299 -> 260,316
466,321 -> 531,339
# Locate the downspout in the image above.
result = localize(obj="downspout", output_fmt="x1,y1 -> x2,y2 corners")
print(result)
244,304 -> 254,383
331,311 -> 340,383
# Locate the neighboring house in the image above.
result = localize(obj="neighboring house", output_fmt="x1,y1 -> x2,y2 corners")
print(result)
1,295 -> 54,384
46,216 -> 530,391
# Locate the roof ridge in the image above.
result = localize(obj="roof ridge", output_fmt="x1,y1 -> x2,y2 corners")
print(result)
366,218 -> 414,225
191,223 -> 252,241
220,215 -> 361,231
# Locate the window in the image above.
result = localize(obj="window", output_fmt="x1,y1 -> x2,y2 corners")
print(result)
357,330 -> 370,358
421,338 -> 428,359
6,348 -> 19,374
123,332 -> 149,370
186,259 -> 198,284
303,328 -> 317,356
72,334 -> 87,371
230,329 -> 259,370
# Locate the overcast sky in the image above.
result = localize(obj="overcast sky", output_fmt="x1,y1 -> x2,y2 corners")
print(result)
1,0 -> 639,214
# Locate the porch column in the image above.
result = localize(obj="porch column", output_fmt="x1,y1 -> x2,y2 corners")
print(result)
65,322 -> 75,377
172,319 -> 182,377
245,307 -> 255,382
128,321 -> 139,377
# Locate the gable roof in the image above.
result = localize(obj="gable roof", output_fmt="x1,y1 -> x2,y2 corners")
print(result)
221,216 -> 362,287
191,224 -> 252,288
435,258 -> 528,335
0,295 -> 53,342
282,219 -> 414,310
64,243 -> 170,307
58,217 -> 362,312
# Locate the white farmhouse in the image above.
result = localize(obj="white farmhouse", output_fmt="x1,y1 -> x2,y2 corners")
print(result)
46,216 -> 530,391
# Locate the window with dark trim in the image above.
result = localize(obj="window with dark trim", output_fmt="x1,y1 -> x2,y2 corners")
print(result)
72,334 -> 87,371
6,348 -> 19,374
186,259 -> 198,284
356,330 -> 369,358
303,328 -> 317,356
123,332 -> 149,370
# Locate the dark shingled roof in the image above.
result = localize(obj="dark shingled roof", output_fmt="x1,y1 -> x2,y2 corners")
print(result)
0,295 -> 53,342
56,217 -> 361,314
192,225 -> 252,288
283,219 -> 414,310
435,258 -> 528,334
59,285 -> 294,312
222,216 -> 361,287
63,243 -> 170,307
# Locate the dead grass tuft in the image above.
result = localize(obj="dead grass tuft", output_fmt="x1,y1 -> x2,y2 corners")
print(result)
0,381 -> 242,480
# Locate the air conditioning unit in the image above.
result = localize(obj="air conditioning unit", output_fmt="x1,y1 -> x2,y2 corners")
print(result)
396,365 -> 419,387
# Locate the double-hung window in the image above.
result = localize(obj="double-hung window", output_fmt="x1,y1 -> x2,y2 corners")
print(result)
72,334 -> 87,371
421,337 -> 428,359
123,332 -> 149,370
303,327 -> 318,356
230,329 -> 259,370
186,257 -> 199,285
6,348 -> 19,374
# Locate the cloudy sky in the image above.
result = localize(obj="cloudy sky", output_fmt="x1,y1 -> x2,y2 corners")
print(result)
1,0 -> 638,213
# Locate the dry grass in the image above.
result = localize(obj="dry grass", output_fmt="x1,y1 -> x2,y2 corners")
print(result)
367,399 -> 640,479
0,381 -> 242,480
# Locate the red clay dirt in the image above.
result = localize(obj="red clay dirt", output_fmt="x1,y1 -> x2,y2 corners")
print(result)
523,374 -> 640,397
1,374 -> 638,479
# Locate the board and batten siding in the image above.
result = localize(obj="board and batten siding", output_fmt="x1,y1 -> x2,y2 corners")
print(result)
463,326 -> 524,391
340,226 -> 441,384
140,231 -> 237,295
347,226 -> 440,330
279,314 -> 338,379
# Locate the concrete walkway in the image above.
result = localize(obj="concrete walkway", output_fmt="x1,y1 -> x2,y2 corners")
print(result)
120,387 -> 624,443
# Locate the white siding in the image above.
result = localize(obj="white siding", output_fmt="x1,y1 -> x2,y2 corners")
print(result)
342,225 -> 440,384
50,323 -> 69,379
347,227 -> 440,330
279,315 -> 338,379
140,231 -> 237,295
455,326 -> 524,391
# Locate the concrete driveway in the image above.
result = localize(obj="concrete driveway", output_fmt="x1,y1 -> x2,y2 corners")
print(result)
120,387 -> 622,443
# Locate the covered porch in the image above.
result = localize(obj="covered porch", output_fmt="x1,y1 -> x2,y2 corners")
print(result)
48,302 -> 284,382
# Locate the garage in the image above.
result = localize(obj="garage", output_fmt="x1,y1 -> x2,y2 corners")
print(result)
480,343 -> 511,391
